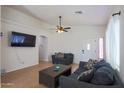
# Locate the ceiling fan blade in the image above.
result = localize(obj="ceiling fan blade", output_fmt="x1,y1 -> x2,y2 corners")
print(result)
63,29 -> 68,32
64,27 -> 71,29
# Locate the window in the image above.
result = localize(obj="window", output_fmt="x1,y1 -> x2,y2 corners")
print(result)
106,15 -> 120,70
87,43 -> 90,50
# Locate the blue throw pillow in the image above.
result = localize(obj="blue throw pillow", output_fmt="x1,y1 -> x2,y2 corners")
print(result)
91,66 -> 114,85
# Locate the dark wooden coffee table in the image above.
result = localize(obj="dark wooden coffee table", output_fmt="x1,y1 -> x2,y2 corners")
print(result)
39,64 -> 71,88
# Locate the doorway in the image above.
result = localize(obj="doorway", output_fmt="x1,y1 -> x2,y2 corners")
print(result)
81,38 -> 99,61
81,38 -> 104,61
39,35 -> 48,63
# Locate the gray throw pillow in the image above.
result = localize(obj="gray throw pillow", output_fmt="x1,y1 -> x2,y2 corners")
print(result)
55,52 -> 64,58
77,69 -> 94,82
84,59 -> 98,70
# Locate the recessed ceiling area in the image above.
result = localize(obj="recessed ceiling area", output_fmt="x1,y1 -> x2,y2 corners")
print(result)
10,5 -> 114,26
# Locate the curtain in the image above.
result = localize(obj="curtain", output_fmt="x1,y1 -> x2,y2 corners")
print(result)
106,15 -> 120,70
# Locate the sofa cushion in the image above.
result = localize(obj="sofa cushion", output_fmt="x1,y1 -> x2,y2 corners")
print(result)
64,53 -> 73,59
68,73 -> 79,79
73,68 -> 86,75
91,66 -> 114,85
77,69 -> 94,82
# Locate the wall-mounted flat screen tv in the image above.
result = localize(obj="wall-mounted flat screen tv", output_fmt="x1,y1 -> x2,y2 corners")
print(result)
11,32 -> 36,47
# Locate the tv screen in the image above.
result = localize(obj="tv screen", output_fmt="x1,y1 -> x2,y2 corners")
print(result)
11,32 -> 36,47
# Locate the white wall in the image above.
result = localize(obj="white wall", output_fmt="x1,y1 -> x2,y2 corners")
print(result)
1,6 -> 50,72
119,6 -> 124,83
1,6 -> 106,73
0,5 -> 1,87
48,26 -> 105,63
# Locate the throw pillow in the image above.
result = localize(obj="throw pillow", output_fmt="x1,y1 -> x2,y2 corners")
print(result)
77,68 -> 94,82
84,59 -> 98,70
91,66 -> 114,85
93,59 -> 98,64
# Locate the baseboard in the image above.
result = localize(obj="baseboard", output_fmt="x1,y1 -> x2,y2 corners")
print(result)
39,60 -> 50,63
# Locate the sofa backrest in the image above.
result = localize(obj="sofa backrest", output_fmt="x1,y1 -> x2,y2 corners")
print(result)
64,53 -> 73,58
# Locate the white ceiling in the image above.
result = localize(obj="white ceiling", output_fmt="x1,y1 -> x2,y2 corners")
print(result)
10,5 -> 114,26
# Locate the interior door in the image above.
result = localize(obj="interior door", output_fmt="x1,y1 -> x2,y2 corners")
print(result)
81,38 -> 99,61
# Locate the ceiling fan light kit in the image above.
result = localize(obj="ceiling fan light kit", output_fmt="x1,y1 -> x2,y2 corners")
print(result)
57,30 -> 64,33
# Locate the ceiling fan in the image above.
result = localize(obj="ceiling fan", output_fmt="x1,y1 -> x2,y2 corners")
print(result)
53,16 -> 71,33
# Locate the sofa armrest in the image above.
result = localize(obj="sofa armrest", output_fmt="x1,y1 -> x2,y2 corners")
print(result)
52,55 -> 55,58
59,76 -> 123,88
59,76 -> 95,88
51,55 -> 56,63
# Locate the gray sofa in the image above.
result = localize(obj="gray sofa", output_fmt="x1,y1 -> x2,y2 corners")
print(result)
52,53 -> 74,65
59,61 -> 124,88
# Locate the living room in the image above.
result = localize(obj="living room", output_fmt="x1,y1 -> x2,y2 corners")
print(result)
0,4 -> 124,89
